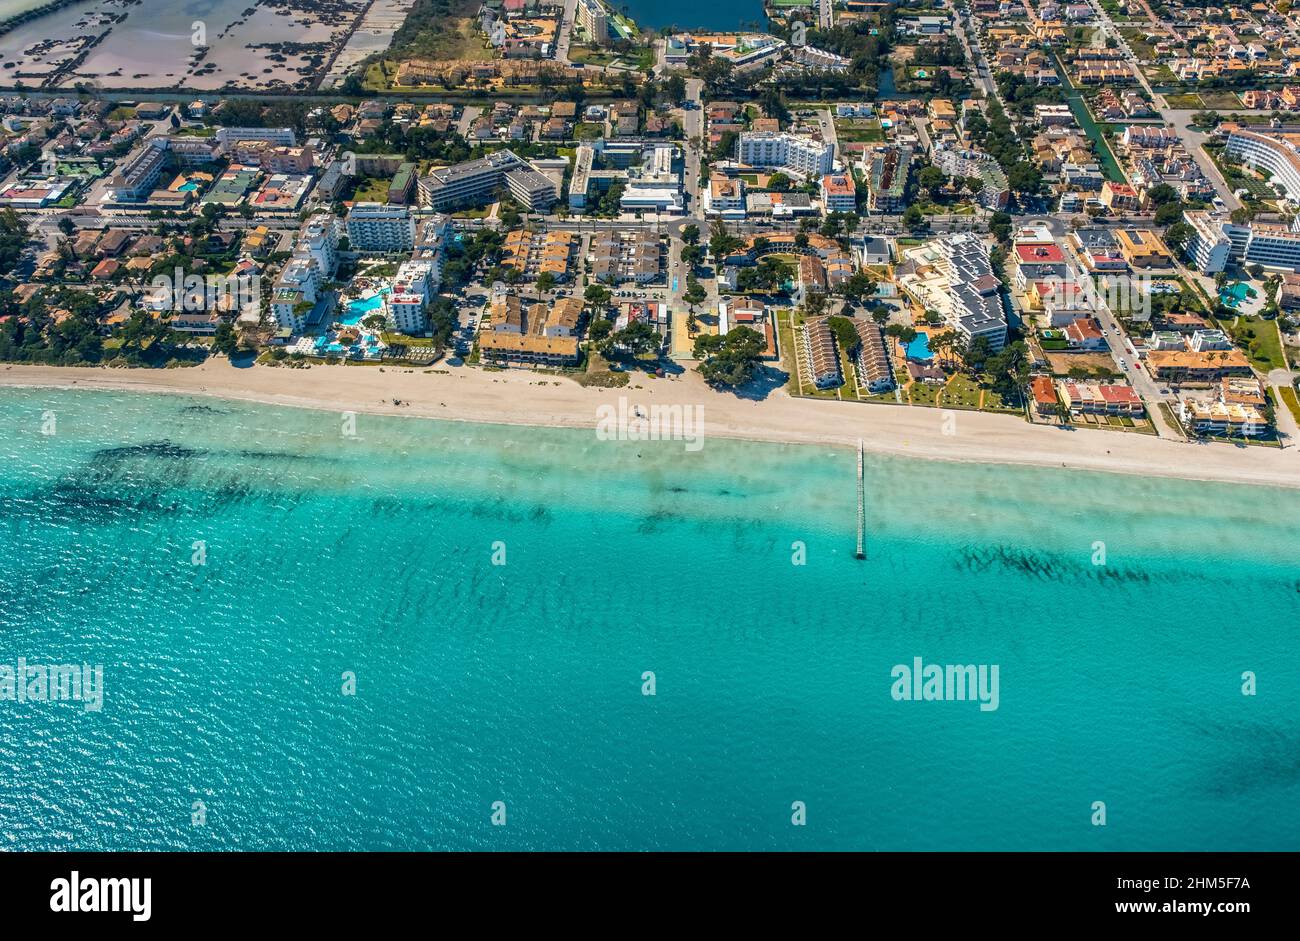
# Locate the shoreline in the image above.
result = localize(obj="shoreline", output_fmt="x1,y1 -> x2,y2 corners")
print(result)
2,361 -> 1298,490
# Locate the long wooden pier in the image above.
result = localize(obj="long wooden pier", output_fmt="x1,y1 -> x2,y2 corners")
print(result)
855,438 -> 866,560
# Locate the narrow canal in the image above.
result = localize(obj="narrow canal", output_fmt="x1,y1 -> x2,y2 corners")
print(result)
1049,52 -> 1128,184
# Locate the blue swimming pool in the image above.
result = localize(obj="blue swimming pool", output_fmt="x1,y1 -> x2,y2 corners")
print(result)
1218,282 -> 1254,308
339,290 -> 390,326
905,332 -> 934,361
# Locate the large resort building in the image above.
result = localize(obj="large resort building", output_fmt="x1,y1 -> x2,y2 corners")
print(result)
501,229 -> 579,283
345,203 -> 416,253
418,150 -> 558,212
937,234 -> 1008,352
576,0 -> 608,43
929,144 -> 1009,210
269,213 -> 342,332
589,231 -> 661,284
478,294 -> 582,367
1224,128 -> 1300,204
104,138 -> 169,203
736,132 -> 835,179
1184,210 -> 1300,274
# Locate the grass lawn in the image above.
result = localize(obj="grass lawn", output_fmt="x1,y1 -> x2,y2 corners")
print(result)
1199,91 -> 1243,110
1164,93 -> 1202,109
835,119 -> 885,143
907,379 -> 942,406
351,176 -> 391,202
401,17 -> 494,63
776,311 -> 802,394
1278,386 -> 1300,426
380,331 -> 427,346
1117,29 -> 1156,61
941,372 -> 983,409
570,45 -> 654,70
840,347 -> 860,399
1232,315 -> 1286,372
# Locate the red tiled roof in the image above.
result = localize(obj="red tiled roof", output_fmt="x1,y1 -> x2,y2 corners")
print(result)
1031,375 -> 1057,406
1015,243 -> 1065,263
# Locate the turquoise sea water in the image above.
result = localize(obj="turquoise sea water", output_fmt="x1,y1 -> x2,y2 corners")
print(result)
0,387 -> 1297,851
620,0 -> 766,31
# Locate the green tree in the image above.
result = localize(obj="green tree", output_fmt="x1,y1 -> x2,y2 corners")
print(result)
694,326 -> 765,387
212,321 -> 239,357
612,318 -> 660,356
826,315 -> 860,355
683,276 -> 707,308
917,165 -> 947,199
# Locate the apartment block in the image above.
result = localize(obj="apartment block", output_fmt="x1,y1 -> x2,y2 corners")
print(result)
345,202 -> 416,253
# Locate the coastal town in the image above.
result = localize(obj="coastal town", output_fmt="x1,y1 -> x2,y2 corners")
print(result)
0,0 -> 1297,456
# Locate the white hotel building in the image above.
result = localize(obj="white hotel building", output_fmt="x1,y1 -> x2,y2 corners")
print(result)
270,257 -> 322,332
386,259 -> 437,334
1184,209 -> 1300,274
269,213 -> 341,332
215,126 -> 297,148
1225,129 -> 1300,204
345,202 -> 416,253
736,132 -> 835,179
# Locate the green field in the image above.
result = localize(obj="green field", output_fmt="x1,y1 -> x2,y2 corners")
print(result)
1278,386 -> 1300,426
835,119 -> 885,143
1165,93 -> 1203,109
1231,316 -> 1287,372
569,45 -> 654,71
352,176 -> 391,203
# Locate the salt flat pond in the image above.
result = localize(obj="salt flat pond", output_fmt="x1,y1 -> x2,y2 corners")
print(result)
0,0 -> 367,91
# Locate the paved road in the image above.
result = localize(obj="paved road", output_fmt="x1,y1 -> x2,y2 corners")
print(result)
817,108 -> 839,164
680,78 -> 704,216
456,106 -> 482,139
554,0 -> 578,64
1086,0 -> 1160,105
1268,367 -> 1299,447
1059,238 -> 1184,439
1161,110 -> 1242,212
957,9 -> 997,98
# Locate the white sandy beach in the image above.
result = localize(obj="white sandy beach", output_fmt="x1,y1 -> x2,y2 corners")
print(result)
1,361 -> 1298,489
